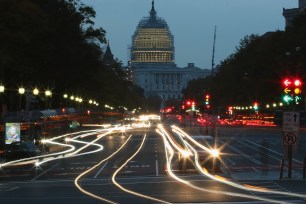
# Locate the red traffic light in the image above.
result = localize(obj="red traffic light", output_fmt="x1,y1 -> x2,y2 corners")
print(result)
205,94 -> 210,99
294,79 -> 302,87
282,78 -> 292,87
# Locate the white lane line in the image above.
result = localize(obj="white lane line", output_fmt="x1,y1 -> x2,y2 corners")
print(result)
155,160 -> 159,176
31,163 -> 60,181
0,187 -> 19,191
245,140 -> 303,164
93,161 -> 108,179
251,167 -> 260,172
226,143 -> 263,165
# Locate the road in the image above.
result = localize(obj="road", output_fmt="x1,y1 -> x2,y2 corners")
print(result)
0,123 -> 306,204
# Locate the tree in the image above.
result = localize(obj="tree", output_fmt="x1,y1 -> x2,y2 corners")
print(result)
0,0 -> 144,111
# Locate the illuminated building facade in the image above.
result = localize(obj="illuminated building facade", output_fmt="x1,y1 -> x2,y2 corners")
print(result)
130,1 -> 210,102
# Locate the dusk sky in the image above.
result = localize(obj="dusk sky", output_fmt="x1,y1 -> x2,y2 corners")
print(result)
82,0 -> 297,69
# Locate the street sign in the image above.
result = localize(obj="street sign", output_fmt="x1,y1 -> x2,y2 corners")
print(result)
283,132 -> 298,145
283,111 -> 300,131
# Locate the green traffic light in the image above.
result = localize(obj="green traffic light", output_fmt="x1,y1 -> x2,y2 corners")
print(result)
282,95 -> 293,103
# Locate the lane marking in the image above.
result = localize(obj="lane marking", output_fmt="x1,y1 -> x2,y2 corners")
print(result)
245,140 -> 303,164
156,160 -> 159,176
0,187 -> 19,191
94,161 -> 108,179
31,163 -> 60,181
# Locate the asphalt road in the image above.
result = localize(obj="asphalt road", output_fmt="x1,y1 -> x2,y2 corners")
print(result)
0,124 -> 306,204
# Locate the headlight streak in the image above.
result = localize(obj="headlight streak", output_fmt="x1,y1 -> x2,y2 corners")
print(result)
172,125 -> 219,156
111,134 -> 171,204
0,140 -> 75,168
168,125 -> 306,201
74,134 -> 133,204
157,124 -> 192,157
157,127 -> 287,204
36,127 -> 129,166
0,129 -> 106,168
37,127 -> 124,166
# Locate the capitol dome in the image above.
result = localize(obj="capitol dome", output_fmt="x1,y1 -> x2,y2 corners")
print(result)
131,1 -> 175,63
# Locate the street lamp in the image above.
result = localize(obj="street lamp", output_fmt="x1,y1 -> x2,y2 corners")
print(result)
63,94 -> 68,99
33,88 -> 39,95
18,87 -> 25,111
45,90 -> 52,97
0,85 -> 4,93
18,87 -> 25,94
45,90 -> 52,109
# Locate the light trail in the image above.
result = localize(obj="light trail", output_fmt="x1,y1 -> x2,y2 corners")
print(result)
74,134 -> 133,204
162,125 -> 306,201
1,127 -> 120,168
0,140 -> 75,168
36,126 -> 126,166
111,134 -> 171,204
157,127 -> 288,204
157,124 -> 191,157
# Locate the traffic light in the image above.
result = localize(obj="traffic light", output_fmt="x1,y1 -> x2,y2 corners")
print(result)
253,102 -> 259,110
205,94 -> 210,109
281,77 -> 302,104
191,101 -> 196,111
186,100 -> 191,106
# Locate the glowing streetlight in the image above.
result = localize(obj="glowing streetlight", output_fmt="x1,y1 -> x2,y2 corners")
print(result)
0,85 -> 4,93
70,96 -> 74,100
89,100 -> 93,104
45,90 -> 52,97
33,88 -> 39,95
63,94 -> 68,98
19,87 -> 25,94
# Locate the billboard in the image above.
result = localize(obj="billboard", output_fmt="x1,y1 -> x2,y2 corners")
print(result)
5,123 -> 21,144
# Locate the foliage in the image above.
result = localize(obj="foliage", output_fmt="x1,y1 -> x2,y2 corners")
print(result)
0,0 -> 144,111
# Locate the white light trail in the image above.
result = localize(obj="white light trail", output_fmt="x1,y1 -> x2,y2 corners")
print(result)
157,127 -> 288,204
172,126 -> 306,200
74,135 -> 133,204
111,134 -> 171,204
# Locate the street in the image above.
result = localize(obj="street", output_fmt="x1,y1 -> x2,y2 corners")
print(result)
0,124 -> 306,204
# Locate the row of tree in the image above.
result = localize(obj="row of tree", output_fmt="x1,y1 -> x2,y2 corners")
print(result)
183,10 -> 306,113
0,0 -> 144,111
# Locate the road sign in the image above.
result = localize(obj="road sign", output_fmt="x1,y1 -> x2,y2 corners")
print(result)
283,111 -> 300,131
283,132 -> 298,145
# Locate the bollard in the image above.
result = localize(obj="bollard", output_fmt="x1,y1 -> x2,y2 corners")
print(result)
280,159 -> 284,179
303,157 -> 306,179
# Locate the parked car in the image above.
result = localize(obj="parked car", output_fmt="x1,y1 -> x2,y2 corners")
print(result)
5,141 -> 38,160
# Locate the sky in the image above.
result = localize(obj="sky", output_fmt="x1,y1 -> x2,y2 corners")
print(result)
82,0 -> 297,69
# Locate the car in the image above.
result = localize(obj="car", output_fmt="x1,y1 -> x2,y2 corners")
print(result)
5,141 -> 38,161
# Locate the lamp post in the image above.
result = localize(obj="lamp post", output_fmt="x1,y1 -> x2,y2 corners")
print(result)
32,88 -> 39,110
18,87 -> 25,111
0,85 -> 4,117
45,90 -> 52,109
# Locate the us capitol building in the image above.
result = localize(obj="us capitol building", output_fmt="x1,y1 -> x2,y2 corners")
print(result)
128,1 -> 210,102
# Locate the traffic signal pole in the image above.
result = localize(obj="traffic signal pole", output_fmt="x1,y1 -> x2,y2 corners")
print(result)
288,145 -> 293,178
281,78 -> 302,179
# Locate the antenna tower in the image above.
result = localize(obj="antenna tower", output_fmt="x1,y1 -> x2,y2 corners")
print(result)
211,26 -> 217,75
